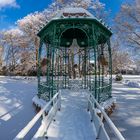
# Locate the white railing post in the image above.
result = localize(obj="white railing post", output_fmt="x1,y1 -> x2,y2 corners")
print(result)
88,92 -> 125,140
58,90 -> 61,111
96,113 -> 104,139
14,91 -> 61,140
87,94 -> 90,112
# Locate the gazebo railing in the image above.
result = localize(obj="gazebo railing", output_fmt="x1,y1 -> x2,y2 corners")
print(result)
14,91 -> 61,140
88,92 -> 125,140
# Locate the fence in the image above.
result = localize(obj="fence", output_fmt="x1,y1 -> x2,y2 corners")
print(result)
88,92 -> 125,140
14,91 -> 61,140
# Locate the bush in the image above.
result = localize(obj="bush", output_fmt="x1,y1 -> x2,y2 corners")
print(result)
115,74 -> 123,81
0,66 -> 8,75
27,69 -> 37,76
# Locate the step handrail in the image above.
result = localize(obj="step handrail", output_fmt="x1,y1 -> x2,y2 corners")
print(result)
88,93 -> 125,140
14,91 -> 61,140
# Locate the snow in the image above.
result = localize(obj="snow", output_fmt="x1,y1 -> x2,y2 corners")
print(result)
51,7 -> 111,33
47,89 -> 96,140
54,7 -> 96,19
124,80 -> 140,88
32,95 -> 46,109
111,78 -> 140,140
112,75 -> 140,80
9,76 -> 37,81
1,75 -> 139,139
86,89 -> 116,113
120,75 -> 140,88
100,97 -> 116,110
112,75 -> 140,88
0,76 -> 39,140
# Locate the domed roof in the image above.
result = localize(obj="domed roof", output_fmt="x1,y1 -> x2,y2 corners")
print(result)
37,7 -> 112,38
53,7 -> 97,19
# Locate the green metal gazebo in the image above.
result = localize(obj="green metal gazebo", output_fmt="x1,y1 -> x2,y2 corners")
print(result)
37,7 -> 113,103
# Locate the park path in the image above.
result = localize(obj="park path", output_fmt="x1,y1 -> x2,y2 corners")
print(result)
47,89 -> 96,140
0,77 -> 40,140
111,79 -> 140,140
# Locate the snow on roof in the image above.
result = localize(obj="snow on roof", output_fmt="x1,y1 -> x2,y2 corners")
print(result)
37,7 -> 112,36
52,7 -> 112,32
54,7 -> 97,19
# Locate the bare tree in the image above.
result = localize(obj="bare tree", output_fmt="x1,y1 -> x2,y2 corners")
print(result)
17,12 -> 48,66
1,29 -> 31,74
111,40 -> 132,73
115,1 -> 140,48
0,32 -> 4,68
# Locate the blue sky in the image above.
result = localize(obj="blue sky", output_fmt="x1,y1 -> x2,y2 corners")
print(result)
0,0 -> 128,30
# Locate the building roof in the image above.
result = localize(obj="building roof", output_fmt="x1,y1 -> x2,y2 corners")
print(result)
37,7 -> 112,38
53,7 -> 97,19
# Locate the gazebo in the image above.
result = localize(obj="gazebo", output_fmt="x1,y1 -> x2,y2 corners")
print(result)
37,7 -> 113,103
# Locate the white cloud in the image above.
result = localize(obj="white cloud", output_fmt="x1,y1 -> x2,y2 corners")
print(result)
0,0 -> 20,9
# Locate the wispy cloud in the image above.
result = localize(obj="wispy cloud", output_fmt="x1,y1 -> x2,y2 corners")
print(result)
0,0 -> 20,9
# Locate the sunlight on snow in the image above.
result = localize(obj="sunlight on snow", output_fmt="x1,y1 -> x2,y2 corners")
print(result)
0,103 -> 23,121
113,87 -> 140,91
0,84 -> 23,121
126,117 -> 140,126
0,85 -> 10,93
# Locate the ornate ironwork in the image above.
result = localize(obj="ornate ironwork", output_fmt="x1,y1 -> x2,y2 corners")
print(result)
37,8 -> 112,102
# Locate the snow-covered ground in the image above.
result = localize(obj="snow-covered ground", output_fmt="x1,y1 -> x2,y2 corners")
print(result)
112,75 -> 140,81
0,76 -> 40,140
111,75 -> 140,140
47,89 -> 96,140
123,80 -> 140,88
121,75 -> 140,88
0,75 -> 140,140
120,75 -> 140,80
112,75 -> 140,88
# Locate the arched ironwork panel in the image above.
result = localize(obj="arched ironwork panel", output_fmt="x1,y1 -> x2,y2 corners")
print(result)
37,8 -> 112,103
